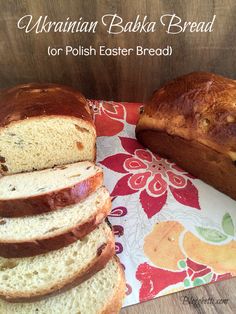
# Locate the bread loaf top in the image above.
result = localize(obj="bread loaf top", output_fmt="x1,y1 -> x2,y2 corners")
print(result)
136,72 -> 236,161
0,83 -> 94,128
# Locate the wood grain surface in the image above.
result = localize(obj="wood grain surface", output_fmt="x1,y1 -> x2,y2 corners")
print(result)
0,0 -> 236,101
122,278 -> 236,314
0,2 -> 235,313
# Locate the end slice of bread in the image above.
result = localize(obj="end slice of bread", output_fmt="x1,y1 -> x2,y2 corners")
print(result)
0,222 -> 115,302
0,187 -> 111,258
0,83 -> 96,175
0,161 -> 103,217
0,116 -> 96,175
0,257 -> 125,314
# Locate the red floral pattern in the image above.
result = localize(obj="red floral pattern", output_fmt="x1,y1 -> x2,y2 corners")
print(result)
100,136 -> 200,218
109,206 -> 127,217
136,258 -> 232,302
91,100 -> 235,307
136,263 -> 186,302
92,101 -> 140,136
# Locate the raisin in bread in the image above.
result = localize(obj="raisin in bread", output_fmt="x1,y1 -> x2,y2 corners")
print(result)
0,222 -> 114,302
0,83 -> 96,175
0,161 -> 103,217
136,72 -> 236,200
0,187 -> 111,258
0,257 -> 125,314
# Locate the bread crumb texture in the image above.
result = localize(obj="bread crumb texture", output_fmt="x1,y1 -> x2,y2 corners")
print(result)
0,161 -> 101,200
0,258 -> 123,314
0,117 -> 95,174
0,187 -> 109,241
0,223 -> 112,298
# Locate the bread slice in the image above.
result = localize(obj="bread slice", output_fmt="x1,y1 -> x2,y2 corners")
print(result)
0,161 -> 103,217
0,187 -> 111,258
0,83 -> 96,175
0,222 -> 114,302
0,257 -> 125,314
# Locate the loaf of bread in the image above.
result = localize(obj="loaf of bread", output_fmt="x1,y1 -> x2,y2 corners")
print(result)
0,257 -> 125,314
0,83 -> 125,312
0,223 -> 114,302
0,83 -> 96,175
0,187 -> 111,258
0,161 -> 103,217
136,72 -> 236,200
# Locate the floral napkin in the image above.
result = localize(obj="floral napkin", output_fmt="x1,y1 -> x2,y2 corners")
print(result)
90,100 -> 236,307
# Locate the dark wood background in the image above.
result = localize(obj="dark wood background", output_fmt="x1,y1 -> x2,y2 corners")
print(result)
0,0 -> 236,102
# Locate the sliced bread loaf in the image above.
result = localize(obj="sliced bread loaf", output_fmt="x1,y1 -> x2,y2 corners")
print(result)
0,222 -> 114,302
0,161 -> 103,217
0,257 -> 125,314
0,83 -> 96,175
0,187 -> 111,258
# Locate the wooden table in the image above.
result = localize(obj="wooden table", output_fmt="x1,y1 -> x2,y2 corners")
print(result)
122,278 -> 236,314
1,0 -> 236,102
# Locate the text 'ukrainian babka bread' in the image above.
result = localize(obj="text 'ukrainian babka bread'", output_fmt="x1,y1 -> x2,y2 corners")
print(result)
0,83 -> 96,175
0,161 -> 103,217
0,187 -> 111,258
0,223 -> 114,302
0,257 -> 125,314
136,72 -> 236,200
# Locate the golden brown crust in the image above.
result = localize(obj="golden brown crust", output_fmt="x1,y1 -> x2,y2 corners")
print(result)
0,83 -> 94,128
0,171 -> 103,217
137,129 -> 236,200
136,72 -> 236,160
136,72 -> 236,200
0,197 -> 111,258
101,256 -> 126,314
0,83 -> 96,175
1,233 -> 115,302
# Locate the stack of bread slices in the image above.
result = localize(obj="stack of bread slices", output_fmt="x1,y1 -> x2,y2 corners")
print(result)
0,84 -> 125,314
